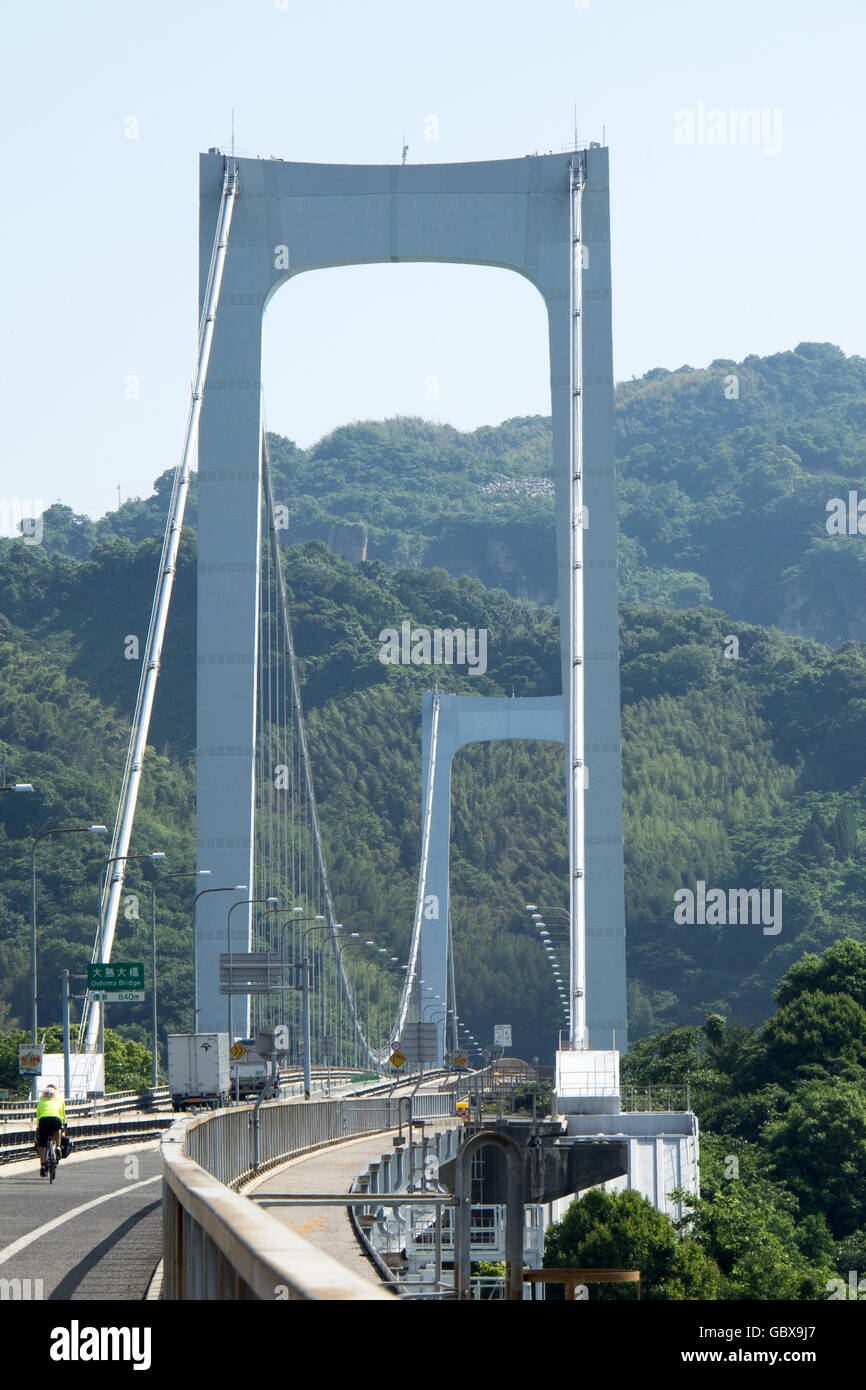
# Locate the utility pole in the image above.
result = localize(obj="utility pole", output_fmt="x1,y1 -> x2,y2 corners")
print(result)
301,955 -> 312,1100
61,970 -> 71,1100
150,886 -> 158,1088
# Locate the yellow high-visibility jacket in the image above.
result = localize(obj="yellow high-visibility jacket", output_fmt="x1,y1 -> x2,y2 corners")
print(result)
36,1096 -> 66,1124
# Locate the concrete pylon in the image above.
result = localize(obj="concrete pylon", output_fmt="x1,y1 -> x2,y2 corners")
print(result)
419,694 -> 562,1064
195,149 -> 626,1048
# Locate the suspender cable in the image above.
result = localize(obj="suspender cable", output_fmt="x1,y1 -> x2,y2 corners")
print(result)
568,153 -> 588,1050
260,427 -> 378,1068
80,159 -> 239,1052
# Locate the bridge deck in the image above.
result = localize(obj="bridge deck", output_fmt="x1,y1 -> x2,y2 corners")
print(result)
0,1141 -> 162,1300
245,1120 -> 459,1288
245,1133 -> 402,1286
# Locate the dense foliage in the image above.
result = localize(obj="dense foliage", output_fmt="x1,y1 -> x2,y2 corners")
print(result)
544,1186 -> 721,1299
547,942 -> 866,1300
0,1026 -> 152,1096
2,527 -> 866,1060
2,338 -> 865,1064
32,342 -> 866,642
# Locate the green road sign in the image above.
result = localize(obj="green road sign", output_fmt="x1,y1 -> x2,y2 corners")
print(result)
87,962 -> 145,1001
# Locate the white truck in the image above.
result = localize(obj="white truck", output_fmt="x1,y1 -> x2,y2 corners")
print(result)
229,1039 -> 272,1100
167,1033 -> 231,1110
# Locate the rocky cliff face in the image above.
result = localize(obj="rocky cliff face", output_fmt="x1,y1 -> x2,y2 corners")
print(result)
779,579 -> 866,646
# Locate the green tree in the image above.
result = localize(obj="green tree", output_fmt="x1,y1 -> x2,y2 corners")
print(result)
797,815 -> 832,865
775,939 -> 866,1013
764,1081 -> 866,1238
103,1030 -> 153,1090
754,990 -> 866,1087
674,1135 -> 833,1299
544,1188 -> 720,1300
827,805 -> 859,860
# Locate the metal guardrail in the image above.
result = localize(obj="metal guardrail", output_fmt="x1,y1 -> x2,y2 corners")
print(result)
0,1072 -> 377,1164
348,1124 -> 462,1299
345,1069 -> 456,1099
185,1095 -> 395,1190
446,1073 -> 693,1116
0,1086 -> 172,1122
409,1092 -> 457,1121
0,1071 -> 371,1123
0,1114 -> 174,1164
162,1094 -> 406,1299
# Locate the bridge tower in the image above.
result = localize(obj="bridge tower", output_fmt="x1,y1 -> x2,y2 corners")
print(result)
194,149 -> 626,1055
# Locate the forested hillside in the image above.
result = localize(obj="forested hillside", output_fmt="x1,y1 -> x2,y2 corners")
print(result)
545,941 -> 866,1299
2,531 -> 866,1060
34,341 -> 866,644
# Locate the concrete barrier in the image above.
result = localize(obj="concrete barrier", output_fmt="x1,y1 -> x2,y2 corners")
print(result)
161,1098 -> 399,1300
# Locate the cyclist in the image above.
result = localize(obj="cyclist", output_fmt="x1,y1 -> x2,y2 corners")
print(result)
36,1084 -> 66,1177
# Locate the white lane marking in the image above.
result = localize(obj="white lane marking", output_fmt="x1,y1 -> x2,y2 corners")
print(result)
0,1174 -> 161,1267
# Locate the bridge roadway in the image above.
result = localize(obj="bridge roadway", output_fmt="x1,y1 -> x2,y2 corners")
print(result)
0,1079 -> 455,1301
243,1088 -> 460,1289
0,1140 -> 163,1300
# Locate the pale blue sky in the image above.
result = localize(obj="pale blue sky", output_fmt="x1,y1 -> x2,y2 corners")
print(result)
2,0 -> 864,526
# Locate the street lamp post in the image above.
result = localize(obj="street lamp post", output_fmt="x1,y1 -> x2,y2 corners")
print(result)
0,771 -> 33,795
324,926 -> 350,1070
143,870 -> 212,1089
349,934 -> 362,1068
61,968 -> 71,1101
361,959 -> 376,1065
30,824 -> 107,1098
298,917 -> 327,1098
387,958 -> 399,1054
374,948 -> 388,1060
98,851 -> 166,901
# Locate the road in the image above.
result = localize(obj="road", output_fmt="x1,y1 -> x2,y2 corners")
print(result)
0,1079 -> 454,1301
0,1141 -> 162,1301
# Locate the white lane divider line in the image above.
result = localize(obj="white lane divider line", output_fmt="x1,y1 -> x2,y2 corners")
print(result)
0,1174 -> 161,1267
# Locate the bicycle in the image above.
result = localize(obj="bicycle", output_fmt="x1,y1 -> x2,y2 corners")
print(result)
46,1134 -> 59,1183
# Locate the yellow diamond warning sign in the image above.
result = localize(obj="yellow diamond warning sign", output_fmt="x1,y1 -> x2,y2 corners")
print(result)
229,1042 -> 247,1060
390,1050 -> 406,1069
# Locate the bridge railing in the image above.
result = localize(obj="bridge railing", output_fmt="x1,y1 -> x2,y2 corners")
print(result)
1,1113 -> 174,1163
184,1095 -> 396,1190
408,1092 -> 457,1121
161,1094 -> 404,1300
0,1086 -> 173,1122
0,1069 -> 370,1124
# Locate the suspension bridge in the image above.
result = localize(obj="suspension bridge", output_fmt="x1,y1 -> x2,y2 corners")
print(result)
72,144 -> 627,1079
1,145 -> 702,1302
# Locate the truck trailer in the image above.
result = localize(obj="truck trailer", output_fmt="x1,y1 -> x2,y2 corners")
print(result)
167,1033 -> 231,1110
